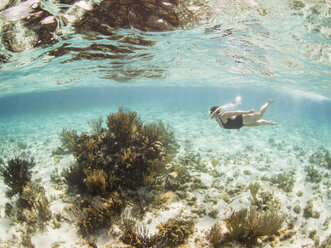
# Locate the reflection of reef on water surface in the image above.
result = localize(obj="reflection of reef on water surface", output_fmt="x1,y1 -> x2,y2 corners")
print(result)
74,0 -> 201,34
48,34 -> 167,81
0,0 -> 58,53
50,0 -> 208,81
0,0 -> 208,80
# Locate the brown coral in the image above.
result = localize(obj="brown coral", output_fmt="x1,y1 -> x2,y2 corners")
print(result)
157,218 -> 195,246
66,193 -> 122,235
224,206 -> 286,246
59,128 -> 79,152
107,110 -> 141,145
0,157 -> 35,198
143,158 -> 167,189
121,219 -> 158,248
269,172 -> 295,193
62,110 -> 177,235
64,109 -> 177,193
249,182 -> 281,211
208,220 -> 229,247
84,169 -> 108,195
121,217 -> 194,247
8,181 -> 52,232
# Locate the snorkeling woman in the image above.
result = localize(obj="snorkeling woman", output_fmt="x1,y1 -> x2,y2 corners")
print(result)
209,100 -> 277,130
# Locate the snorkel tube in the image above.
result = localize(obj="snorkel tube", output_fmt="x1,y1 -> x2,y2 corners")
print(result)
221,96 -> 241,110
209,96 -> 242,118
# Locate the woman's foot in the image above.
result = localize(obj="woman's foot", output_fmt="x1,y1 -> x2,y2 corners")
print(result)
268,99 -> 275,104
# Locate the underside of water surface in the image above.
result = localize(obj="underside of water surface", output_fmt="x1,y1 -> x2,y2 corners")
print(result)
0,0 -> 330,247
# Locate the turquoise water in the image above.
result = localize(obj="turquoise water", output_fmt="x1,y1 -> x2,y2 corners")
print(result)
0,0 -> 330,247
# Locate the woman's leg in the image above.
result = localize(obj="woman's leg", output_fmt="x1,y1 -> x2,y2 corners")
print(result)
242,100 -> 274,125
258,99 -> 274,117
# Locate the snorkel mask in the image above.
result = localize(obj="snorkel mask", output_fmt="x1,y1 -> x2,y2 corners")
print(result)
209,106 -> 222,119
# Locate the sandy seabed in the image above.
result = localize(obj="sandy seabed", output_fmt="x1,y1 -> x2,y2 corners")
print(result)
0,102 -> 330,248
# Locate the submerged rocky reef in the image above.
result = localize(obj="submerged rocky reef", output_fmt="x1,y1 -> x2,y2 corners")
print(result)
61,109 -> 177,193
0,109 -> 330,247
59,109 -> 179,237
0,157 -> 51,246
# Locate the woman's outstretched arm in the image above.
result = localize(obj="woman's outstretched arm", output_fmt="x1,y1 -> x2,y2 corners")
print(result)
221,109 -> 254,118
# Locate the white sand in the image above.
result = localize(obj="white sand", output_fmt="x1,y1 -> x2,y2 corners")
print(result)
0,98 -> 330,247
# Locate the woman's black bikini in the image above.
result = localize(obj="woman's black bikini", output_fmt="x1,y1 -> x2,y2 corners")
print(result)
220,114 -> 244,129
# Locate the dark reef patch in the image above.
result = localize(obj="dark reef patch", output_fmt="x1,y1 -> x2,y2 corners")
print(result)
0,156 -> 35,198
60,109 -> 178,235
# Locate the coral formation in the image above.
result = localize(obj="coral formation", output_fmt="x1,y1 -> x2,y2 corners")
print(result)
309,147 -> 331,169
142,169 -> 156,189
165,162 -> 189,191
303,200 -> 320,219
84,169 -> 108,195
4,180 -> 52,238
0,155 -> 52,245
120,217 -> 194,247
293,204 -> 301,214
64,109 -> 177,194
153,191 -> 179,210
269,172 -> 295,193
178,151 -> 201,168
249,182 -> 281,211
165,171 -> 180,191
309,229 -> 320,246
61,109 -> 177,235
228,207 -> 285,239
211,158 -> 220,168
59,128 -> 79,152
319,234 -> 331,248
208,220 -> 229,247
66,193 -> 122,235
304,165 -> 322,183
157,218 -> 195,246
208,206 -> 286,247
121,219 -> 158,248
16,181 -> 52,230
88,116 -> 104,134
249,182 -> 260,200
0,157 -> 35,198
17,141 -> 27,150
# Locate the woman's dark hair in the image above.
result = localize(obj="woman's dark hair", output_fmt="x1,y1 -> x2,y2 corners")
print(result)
209,106 -> 219,113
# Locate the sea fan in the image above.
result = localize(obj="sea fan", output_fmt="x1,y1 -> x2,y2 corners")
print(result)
0,157 -> 35,198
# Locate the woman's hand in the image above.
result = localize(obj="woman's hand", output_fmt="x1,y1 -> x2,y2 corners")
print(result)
249,109 -> 255,113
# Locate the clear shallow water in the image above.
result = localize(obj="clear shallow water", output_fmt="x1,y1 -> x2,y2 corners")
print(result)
0,0 -> 330,247
0,86 -> 330,151
0,86 -> 330,247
